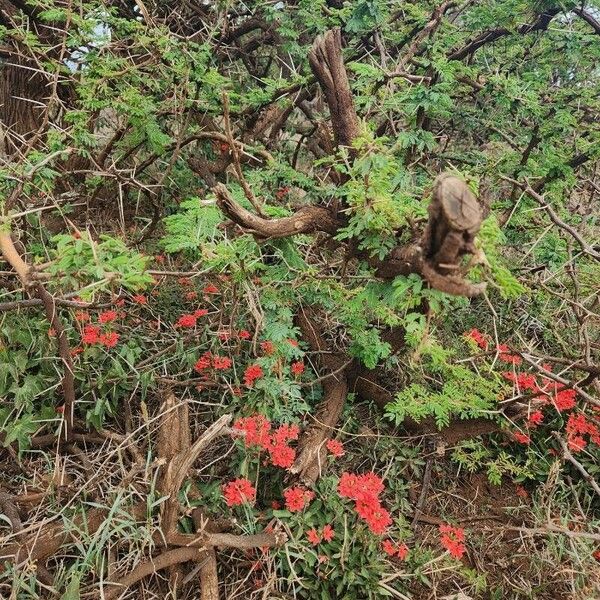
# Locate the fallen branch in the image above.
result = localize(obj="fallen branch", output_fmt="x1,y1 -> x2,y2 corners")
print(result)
103,547 -> 207,600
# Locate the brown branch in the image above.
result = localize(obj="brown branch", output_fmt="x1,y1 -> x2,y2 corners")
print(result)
308,28 -> 359,149
166,530 -> 286,549
0,232 -> 76,437
213,183 -> 340,239
572,8 -> 600,35
291,307 -> 348,484
448,8 -> 561,61
103,547 -> 207,600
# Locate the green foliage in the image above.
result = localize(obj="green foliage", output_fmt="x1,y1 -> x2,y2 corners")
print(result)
46,233 -> 152,295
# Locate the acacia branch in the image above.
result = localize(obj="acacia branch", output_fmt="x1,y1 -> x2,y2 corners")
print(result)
551,432 -> 600,498
448,9 -> 561,61
308,28 -> 359,149
212,183 -> 340,239
503,176 -> 600,261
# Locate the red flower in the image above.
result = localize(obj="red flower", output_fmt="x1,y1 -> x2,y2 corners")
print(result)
338,471 -> 384,504
513,431 -> 531,445
233,415 -> 272,450
554,388 -> 576,412
397,543 -> 409,560
593,549 -> 600,562
244,364 -> 264,387
466,328 -> 488,350
271,423 -> 299,445
306,528 -> 321,545
260,341 -> 275,355
322,524 -> 334,542
213,356 -> 232,370
503,371 -> 539,391
497,344 -> 522,365
291,361 -> 305,376
223,478 -> 256,507
271,500 -> 281,510
382,539 -> 396,556
99,331 -> 119,348
132,294 -> 147,305
185,291 -> 198,300
74,311 -> 90,322
439,524 -> 466,559
527,410 -> 544,428
82,324 -> 100,345
269,443 -> 296,469
178,277 -> 191,286
567,435 -> 586,452
192,308 -> 208,318
238,329 -> 251,340
203,283 -> 219,294
194,352 -> 212,373
355,500 -> 392,535
326,439 -> 345,457
98,310 -> 118,324
288,338 -> 299,347
283,487 -> 313,512
177,314 -> 197,328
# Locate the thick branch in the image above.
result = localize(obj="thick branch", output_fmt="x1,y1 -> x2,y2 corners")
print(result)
292,307 -> 348,484
213,183 -> 340,239
308,28 -> 359,149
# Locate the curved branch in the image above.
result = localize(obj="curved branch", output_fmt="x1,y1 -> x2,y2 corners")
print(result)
103,547 -> 206,600
213,183 -> 340,239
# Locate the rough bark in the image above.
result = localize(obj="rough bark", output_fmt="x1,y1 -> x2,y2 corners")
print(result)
291,307 -> 348,485
308,28 -> 359,149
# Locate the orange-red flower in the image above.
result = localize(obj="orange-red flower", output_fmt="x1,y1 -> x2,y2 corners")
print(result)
283,487 -> 314,512
223,478 -> 256,507
322,524 -> 334,542
439,524 -> 466,559
326,439 -> 344,457
98,310 -> 118,324
291,361 -> 305,376
177,314 -> 196,328
306,528 -> 321,545
244,364 -> 264,387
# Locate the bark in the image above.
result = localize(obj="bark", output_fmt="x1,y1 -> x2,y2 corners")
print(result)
308,28 -> 359,149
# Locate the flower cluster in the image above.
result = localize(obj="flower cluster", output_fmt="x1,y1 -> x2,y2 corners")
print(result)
326,439 -> 344,457
283,486 -> 315,512
439,524 -> 466,559
80,314 -> 120,349
306,524 -> 334,545
223,478 -> 256,507
243,364 -> 264,387
176,309 -> 208,328
233,414 -> 299,469
466,328 -> 488,350
194,351 -> 232,373
565,412 -> 600,453
338,472 -> 392,535
382,540 -> 409,560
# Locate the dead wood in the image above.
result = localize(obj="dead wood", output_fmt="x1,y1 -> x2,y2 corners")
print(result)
308,28 -> 360,149
103,547 -> 208,600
